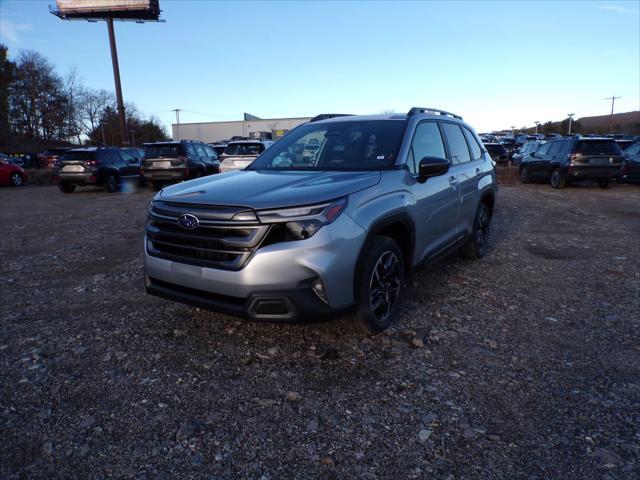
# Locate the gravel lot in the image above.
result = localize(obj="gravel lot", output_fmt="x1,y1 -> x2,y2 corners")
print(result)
1,179 -> 639,479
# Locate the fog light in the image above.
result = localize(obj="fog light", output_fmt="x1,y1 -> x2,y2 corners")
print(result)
311,278 -> 328,304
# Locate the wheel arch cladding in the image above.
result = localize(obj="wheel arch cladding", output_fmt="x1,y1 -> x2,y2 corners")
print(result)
481,192 -> 495,214
364,213 -> 415,278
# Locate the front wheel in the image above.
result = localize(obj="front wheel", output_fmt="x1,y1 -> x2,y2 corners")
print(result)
597,179 -> 610,189
519,166 -> 530,184
353,236 -> 405,334
105,174 -> 118,193
460,202 -> 492,260
10,172 -> 24,187
550,168 -> 566,189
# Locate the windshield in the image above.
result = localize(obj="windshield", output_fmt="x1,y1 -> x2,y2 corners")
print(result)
223,143 -> 265,156
575,140 -> 622,155
248,120 -> 406,171
144,144 -> 182,158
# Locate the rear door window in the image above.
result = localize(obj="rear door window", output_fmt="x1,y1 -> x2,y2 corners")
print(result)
194,143 -> 208,158
203,145 -> 218,160
462,127 -> 482,160
536,142 -> 551,156
441,123 -> 471,164
548,141 -> 563,155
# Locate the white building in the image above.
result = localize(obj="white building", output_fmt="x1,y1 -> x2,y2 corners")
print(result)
171,115 -> 312,143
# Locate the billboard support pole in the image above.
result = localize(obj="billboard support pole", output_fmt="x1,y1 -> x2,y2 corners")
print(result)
107,17 -> 128,146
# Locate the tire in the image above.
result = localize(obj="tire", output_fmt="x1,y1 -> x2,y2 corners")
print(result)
10,172 -> 24,187
597,179 -> 610,189
550,168 -> 566,189
460,202 -> 492,260
105,174 -> 118,193
58,182 -> 76,193
519,166 -> 530,184
353,236 -> 405,334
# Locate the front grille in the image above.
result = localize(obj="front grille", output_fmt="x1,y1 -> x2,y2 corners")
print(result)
146,201 -> 270,270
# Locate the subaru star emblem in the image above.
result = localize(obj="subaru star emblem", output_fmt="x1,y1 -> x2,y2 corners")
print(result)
177,213 -> 199,230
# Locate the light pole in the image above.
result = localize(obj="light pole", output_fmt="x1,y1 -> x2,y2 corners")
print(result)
534,121 -> 540,134
567,113 -> 575,135
172,108 -> 181,141
511,125 -> 516,137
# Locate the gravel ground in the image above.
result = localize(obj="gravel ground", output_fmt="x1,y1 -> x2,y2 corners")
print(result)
1,179 -> 639,479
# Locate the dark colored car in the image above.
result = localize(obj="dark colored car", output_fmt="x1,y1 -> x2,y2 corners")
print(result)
511,141 -> 543,165
484,143 -> 509,163
620,142 -> 640,183
142,140 -> 220,191
499,137 -> 517,157
0,155 -> 27,186
519,138 -> 624,188
39,148 -> 70,168
616,140 -> 635,151
55,147 -> 142,193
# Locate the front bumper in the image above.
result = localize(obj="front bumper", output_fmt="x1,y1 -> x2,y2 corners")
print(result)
143,212 -> 367,321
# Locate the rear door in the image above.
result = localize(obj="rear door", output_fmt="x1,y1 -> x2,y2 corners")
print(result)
118,149 -> 138,177
409,121 -> 461,261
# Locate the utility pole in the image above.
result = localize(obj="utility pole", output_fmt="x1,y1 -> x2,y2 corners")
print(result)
534,121 -> 540,134
172,108 -> 181,140
106,17 -> 127,146
605,95 -> 621,133
567,113 -> 575,135
510,125 -> 516,137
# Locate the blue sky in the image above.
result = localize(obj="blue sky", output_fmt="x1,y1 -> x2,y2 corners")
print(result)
1,0 -> 638,133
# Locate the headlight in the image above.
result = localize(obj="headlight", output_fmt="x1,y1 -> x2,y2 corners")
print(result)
257,197 -> 348,240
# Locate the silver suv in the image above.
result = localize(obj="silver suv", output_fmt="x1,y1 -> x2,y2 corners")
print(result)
144,108 -> 497,333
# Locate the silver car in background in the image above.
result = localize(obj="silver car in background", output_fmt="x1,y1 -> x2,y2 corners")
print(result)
219,140 -> 274,172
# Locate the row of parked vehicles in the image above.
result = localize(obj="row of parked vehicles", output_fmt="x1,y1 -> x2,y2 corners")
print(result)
51,140 -> 273,193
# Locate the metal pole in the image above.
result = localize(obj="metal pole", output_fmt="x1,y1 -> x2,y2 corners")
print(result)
107,17 -> 127,145
100,124 -> 106,144
567,114 -> 574,135
172,109 -> 181,140
534,121 -> 539,134
605,96 -> 620,134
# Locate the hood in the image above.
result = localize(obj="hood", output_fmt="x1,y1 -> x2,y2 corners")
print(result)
157,170 -> 381,209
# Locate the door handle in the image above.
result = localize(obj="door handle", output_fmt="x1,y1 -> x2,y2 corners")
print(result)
449,175 -> 458,186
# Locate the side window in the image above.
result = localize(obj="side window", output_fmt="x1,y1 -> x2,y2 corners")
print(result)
441,123 -> 471,164
627,144 -> 639,155
185,143 -> 196,157
203,145 -> 218,160
120,150 -> 134,162
194,143 -> 207,157
408,122 -> 446,174
536,142 -> 551,156
462,127 -> 482,160
548,141 -> 563,155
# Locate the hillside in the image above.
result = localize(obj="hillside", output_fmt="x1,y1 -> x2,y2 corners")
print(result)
524,111 -> 640,135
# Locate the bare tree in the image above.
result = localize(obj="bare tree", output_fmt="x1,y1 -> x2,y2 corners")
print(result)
78,88 -> 115,137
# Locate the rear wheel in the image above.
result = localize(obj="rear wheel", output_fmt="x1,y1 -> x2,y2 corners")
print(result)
105,174 -> 118,193
353,236 -> 405,334
460,202 -> 492,260
597,179 -> 610,189
9,172 -> 24,187
58,182 -> 76,193
550,168 -> 566,189
519,166 -> 530,184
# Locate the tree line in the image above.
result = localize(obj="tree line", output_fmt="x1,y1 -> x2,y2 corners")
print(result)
0,44 -> 169,152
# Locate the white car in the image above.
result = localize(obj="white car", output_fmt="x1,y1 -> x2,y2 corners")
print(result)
219,141 -> 273,172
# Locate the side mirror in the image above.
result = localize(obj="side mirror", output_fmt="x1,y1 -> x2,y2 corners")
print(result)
418,156 -> 450,182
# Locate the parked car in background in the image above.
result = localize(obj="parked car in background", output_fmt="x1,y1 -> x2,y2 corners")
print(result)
0,152 -> 24,168
484,143 -> 509,163
499,137 -> 517,158
543,133 -> 562,141
142,141 -> 220,191
0,155 -> 27,186
144,107 -> 497,333
55,147 -> 142,193
219,140 -> 273,172
39,148 -> 70,168
615,139 -> 635,151
620,142 -> 640,184
511,141 -> 543,165
519,138 -> 624,188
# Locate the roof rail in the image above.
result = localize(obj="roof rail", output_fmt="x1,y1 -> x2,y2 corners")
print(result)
407,107 -> 462,120
309,113 -> 354,122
